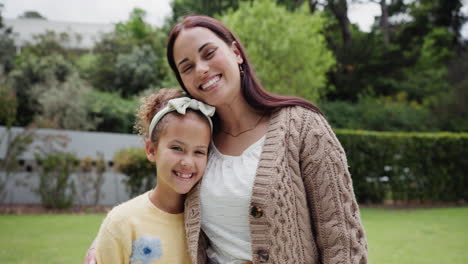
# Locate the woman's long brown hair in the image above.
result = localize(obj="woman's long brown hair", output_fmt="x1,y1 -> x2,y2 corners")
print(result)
166,15 -> 322,115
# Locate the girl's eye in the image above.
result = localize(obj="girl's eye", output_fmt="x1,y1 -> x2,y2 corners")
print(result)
195,150 -> 206,156
171,146 -> 183,151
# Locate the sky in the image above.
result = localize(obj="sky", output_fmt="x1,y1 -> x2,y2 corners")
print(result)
1,0 -> 467,37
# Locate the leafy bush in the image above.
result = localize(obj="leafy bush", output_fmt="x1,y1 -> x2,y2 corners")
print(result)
85,89 -> 138,133
115,45 -> 160,97
10,53 -> 75,126
321,96 -> 432,132
33,74 -> 98,130
34,151 -> 78,209
75,154 -> 106,206
337,130 -> 468,204
114,147 -> 154,197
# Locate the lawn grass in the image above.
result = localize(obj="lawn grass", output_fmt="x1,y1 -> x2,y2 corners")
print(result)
0,214 -> 105,264
0,207 -> 467,263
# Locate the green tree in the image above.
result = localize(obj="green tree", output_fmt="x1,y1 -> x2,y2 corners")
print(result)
32,73 -> 99,130
221,0 -> 335,102
0,4 -> 16,74
10,53 -> 75,126
90,8 -> 169,97
18,10 -> 46,19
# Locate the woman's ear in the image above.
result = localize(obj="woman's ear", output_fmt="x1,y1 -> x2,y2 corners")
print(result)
231,41 -> 244,64
145,140 -> 157,162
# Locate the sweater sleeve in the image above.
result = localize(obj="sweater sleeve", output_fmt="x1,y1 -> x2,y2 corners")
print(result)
95,214 -> 131,264
298,108 -> 368,264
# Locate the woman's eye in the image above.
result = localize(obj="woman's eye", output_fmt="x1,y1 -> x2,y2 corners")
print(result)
205,48 -> 216,58
182,65 -> 192,73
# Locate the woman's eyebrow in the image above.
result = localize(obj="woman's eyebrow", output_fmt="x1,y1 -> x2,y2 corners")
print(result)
177,42 -> 214,67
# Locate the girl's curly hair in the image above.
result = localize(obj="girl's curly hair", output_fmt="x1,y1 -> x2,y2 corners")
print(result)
134,88 -> 184,142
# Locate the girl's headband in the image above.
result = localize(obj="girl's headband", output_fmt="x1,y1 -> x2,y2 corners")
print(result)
148,97 -> 215,139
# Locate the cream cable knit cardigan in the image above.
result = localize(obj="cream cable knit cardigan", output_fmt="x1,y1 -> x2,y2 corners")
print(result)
184,106 -> 368,264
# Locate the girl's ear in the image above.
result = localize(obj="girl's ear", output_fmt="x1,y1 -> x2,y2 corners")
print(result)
231,41 -> 243,64
145,140 -> 157,162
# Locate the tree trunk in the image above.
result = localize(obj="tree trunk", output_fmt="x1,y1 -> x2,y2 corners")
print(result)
380,0 -> 390,45
328,0 -> 353,47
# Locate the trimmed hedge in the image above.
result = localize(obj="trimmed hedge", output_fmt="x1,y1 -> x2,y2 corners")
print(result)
336,130 -> 468,204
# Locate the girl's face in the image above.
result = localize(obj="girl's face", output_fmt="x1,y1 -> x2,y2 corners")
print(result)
146,112 -> 211,195
173,27 -> 243,107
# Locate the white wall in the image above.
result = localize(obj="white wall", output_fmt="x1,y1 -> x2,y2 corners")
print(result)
0,126 -> 146,206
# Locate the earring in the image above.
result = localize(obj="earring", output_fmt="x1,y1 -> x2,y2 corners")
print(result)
239,64 -> 244,76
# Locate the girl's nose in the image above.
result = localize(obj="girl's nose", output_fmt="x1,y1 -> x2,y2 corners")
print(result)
180,155 -> 193,168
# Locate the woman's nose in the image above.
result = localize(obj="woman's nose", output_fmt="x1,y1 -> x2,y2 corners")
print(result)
196,61 -> 209,77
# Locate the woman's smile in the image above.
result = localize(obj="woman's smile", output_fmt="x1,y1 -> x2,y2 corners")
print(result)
200,74 -> 222,91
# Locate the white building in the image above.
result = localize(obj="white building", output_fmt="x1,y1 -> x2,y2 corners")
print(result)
4,18 -> 114,52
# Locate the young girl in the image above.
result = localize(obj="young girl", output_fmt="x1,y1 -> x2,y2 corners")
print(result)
93,88 -> 214,263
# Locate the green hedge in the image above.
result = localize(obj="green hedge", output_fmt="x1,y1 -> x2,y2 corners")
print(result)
336,130 -> 468,204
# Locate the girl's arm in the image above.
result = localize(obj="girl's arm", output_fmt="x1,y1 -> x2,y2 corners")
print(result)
299,108 -> 368,264
83,239 -> 97,264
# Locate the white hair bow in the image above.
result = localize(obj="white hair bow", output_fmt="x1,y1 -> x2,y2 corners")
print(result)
149,97 -> 215,139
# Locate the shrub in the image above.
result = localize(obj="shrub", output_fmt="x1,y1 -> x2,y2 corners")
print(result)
85,89 -> 138,133
34,151 -> 78,209
114,147 -> 154,197
337,130 -> 468,204
321,96 -> 432,132
75,153 -> 106,206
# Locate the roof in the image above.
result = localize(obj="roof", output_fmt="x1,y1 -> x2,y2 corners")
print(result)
3,18 -> 114,50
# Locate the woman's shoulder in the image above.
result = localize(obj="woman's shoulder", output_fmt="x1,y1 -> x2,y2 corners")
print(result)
276,105 -> 328,129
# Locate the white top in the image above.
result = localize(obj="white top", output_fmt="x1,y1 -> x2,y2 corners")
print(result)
200,136 -> 265,264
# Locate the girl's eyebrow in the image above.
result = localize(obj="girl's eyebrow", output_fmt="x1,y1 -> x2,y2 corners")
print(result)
177,42 -> 214,67
172,140 -> 208,150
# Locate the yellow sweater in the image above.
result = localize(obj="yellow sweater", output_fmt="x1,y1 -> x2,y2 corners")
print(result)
95,191 -> 191,264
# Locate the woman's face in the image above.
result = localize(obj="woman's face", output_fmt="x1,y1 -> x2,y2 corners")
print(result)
173,27 -> 243,107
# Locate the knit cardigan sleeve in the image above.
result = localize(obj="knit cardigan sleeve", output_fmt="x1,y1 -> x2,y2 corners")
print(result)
298,108 -> 368,264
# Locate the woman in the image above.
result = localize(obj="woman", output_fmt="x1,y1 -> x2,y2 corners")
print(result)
168,15 -> 367,264
86,15 -> 368,264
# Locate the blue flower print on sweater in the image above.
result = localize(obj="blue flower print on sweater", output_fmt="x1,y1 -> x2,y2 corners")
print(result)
130,235 -> 163,264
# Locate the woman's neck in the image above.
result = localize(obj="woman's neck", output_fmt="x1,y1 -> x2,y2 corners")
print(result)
149,185 -> 185,214
215,93 -> 263,135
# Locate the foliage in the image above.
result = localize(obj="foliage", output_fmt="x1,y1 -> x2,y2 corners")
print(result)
89,8 -> 168,97
115,45 -> 160,97
398,28 -> 454,104
32,74 -> 98,130
321,95 -> 432,131
0,14 -> 16,74
221,0 -> 335,102
337,130 -> 468,204
75,153 -> 106,206
0,128 -> 34,202
10,53 -> 75,126
34,150 -> 78,209
18,11 -> 47,19
114,147 -> 154,197
0,75 -> 16,127
85,89 -> 138,133
22,31 -> 82,60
